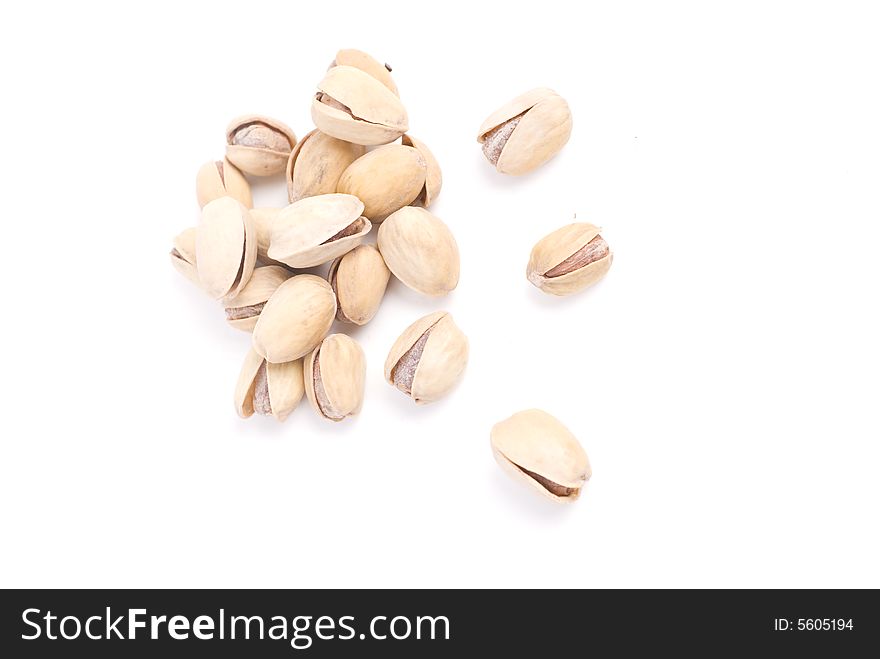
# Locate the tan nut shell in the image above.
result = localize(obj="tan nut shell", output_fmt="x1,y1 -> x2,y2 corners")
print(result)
377,207 -> 459,297
478,88 -> 572,176
527,223 -> 613,296
337,145 -> 426,221
252,275 -> 336,363
223,265 -> 290,332
196,159 -> 252,208
312,66 -> 408,146
402,134 -> 442,207
248,207 -> 285,265
384,311 -> 469,404
329,244 -> 390,325
286,129 -> 365,203
170,227 -> 200,287
226,115 -> 297,176
195,197 -> 258,300
490,409 -> 591,503
234,347 -> 304,422
304,334 -> 366,422
268,194 -> 371,268
332,49 -> 398,96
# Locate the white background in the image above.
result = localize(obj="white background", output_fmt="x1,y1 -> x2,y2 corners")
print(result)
1,1 -> 878,588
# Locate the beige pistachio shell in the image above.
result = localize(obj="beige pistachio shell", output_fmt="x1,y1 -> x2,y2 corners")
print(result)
384,311 -> 469,404
226,115 -> 297,176
304,334 -> 366,422
312,66 -> 408,146
252,275 -> 336,363
337,145 -> 426,221
329,244 -> 391,325
234,347 -> 304,422
170,227 -> 200,287
331,48 -> 398,96
478,88 -> 572,175
223,265 -> 290,332
377,207 -> 459,297
248,207 -> 284,265
268,194 -> 371,268
195,197 -> 257,300
527,222 -> 613,296
286,129 -> 365,203
196,158 -> 252,209
401,134 -> 442,207
490,409 -> 591,503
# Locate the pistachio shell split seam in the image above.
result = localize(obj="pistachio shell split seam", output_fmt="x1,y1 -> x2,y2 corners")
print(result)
328,244 -> 390,325
527,222 -> 613,296
226,115 -> 297,176
196,158 -> 252,209
195,197 -> 258,300
304,334 -> 366,422
170,227 -> 200,287
223,265 -> 290,331
235,347 -> 304,422
330,48 -> 398,96
286,129 -> 365,203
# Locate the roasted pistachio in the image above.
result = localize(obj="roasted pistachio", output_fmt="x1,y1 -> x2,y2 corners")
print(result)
527,222 -> 612,296
226,115 -> 297,176
286,129 -> 365,203
195,197 -> 257,300
170,227 -> 200,287
196,158 -> 252,208
304,334 -> 366,422
223,265 -> 290,331
235,348 -> 304,422
401,134 -> 442,207
337,144 -> 426,221
330,48 -> 398,96
328,244 -> 390,325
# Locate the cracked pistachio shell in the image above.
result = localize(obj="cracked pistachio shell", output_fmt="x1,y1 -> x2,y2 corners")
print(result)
384,311 -> 468,404
402,134 -> 442,207
477,88 -> 572,175
248,207 -> 287,266
235,347 -> 304,422
195,197 -> 258,300
329,244 -> 390,325
490,409 -> 591,503
286,129 -> 365,203
170,227 -> 200,287
223,265 -> 290,332
226,115 -> 297,176
268,194 -> 371,268
527,223 -> 613,296
312,66 -> 408,146
337,144 -> 426,221
304,334 -> 366,422
331,48 -> 398,96
377,207 -> 459,297
252,274 -> 336,363
196,158 -> 252,209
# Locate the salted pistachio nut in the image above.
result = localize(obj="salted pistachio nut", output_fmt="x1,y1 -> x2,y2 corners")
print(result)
331,48 -> 398,96
195,197 -> 258,300
286,129 -> 365,203
477,88 -> 572,175
402,134 -> 442,207
226,115 -> 297,176
377,207 -> 459,297
384,311 -> 468,405
268,193 -> 370,268
490,409 -> 591,503
196,158 -> 252,209
235,347 -> 304,422
337,144 -> 426,221
252,274 -> 336,363
304,334 -> 366,422
170,227 -> 200,287
312,65 -> 408,146
223,265 -> 290,332
527,223 -> 612,296
328,244 -> 391,325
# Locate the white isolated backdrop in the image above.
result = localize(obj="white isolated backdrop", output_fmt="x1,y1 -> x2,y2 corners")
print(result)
1,1 -> 878,588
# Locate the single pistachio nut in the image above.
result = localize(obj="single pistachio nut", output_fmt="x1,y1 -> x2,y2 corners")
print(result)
312,65 -> 408,146
195,197 -> 258,300
235,347 -> 304,422
196,158 -> 252,208
329,244 -> 391,325
377,207 -> 459,297
170,227 -> 200,287
477,88 -> 572,175
330,48 -> 398,96
337,144 -> 426,221
527,222 -> 612,296
268,193 -> 371,268
490,409 -> 591,503
401,134 -> 442,207
222,265 -> 290,332
384,311 -> 468,404
226,115 -> 297,176
304,334 -> 366,422
286,129 -> 365,203
252,274 -> 336,363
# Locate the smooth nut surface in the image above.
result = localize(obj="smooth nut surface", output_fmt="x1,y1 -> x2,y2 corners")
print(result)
235,347 -> 304,422
226,115 -> 297,176
329,244 -> 390,325
286,129 -> 365,203
170,227 -> 200,287
223,265 -> 290,332
331,48 -> 398,96
527,222 -> 612,296
304,334 -> 366,422
196,158 -> 252,209
401,134 -> 442,207
195,197 -> 257,300
337,144 -> 426,221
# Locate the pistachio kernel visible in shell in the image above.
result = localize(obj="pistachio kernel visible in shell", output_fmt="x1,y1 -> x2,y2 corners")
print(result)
321,217 -> 368,244
231,122 -> 293,152
481,112 -> 525,166
390,319 -> 440,395
252,362 -> 272,415
225,302 -> 266,321
544,235 -> 610,278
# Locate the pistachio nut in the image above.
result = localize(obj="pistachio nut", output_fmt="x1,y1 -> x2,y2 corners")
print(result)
223,265 -> 290,332
252,274 -> 336,363
196,158 -> 252,209
490,409 -> 591,503
195,197 -> 258,300
312,65 -> 408,146
286,129 -> 365,203
328,244 -> 390,325
331,48 -> 398,96
268,194 -> 371,268
377,207 -> 459,297
304,334 -> 366,422
477,88 -> 572,175
384,311 -> 468,404
249,207 -> 283,264
527,223 -> 612,296
337,144 -> 426,221
234,347 -> 304,422
401,134 -> 442,207
225,115 -> 297,176
170,227 -> 200,287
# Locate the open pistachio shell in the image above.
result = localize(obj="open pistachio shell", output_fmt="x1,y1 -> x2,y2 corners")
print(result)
195,197 -> 258,300
223,265 -> 290,332
196,158 -> 252,209
226,115 -> 297,176
234,347 -> 304,422
286,129 -> 365,203
331,48 -> 398,96
337,144 -> 426,221
170,227 -> 200,287
328,244 -> 390,325
527,222 -> 613,296
401,134 -> 442,207
304,334 -> 366,422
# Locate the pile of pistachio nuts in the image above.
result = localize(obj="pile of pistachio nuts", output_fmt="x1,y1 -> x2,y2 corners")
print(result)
171,49 -> 613,504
